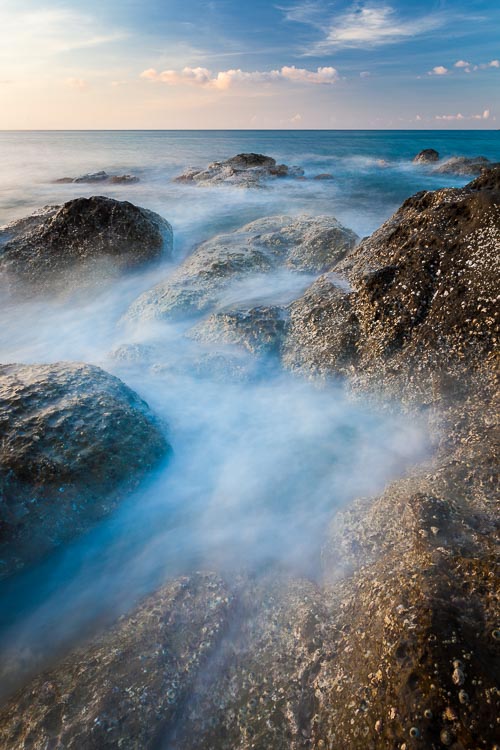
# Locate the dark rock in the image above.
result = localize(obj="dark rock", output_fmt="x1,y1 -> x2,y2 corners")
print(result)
225,153 -> 276,169
313,173 -> 334,180
126,215 -> 358,322
55,172 -> 140,185
0,196 -> 172,290
413,148 -> 440,164
0,362 -> 170,578
284,171 -> 499,398
432,155 -> 490,175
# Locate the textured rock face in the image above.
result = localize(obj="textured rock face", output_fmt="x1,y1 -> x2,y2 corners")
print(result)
126,215 -> 358,322
173,153 -> 304,188
432,155 -> 491,175
412,148 -> 439,164
0,362 -> 169,579
285,169 -> 500,396
0,197 -> 172,289
188,305 -> 288,356
0,573 -> 234,749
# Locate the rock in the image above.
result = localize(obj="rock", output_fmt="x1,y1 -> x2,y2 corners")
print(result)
0,196 -> 172,290
284,168 -> 500,398
55,171 -> 140,184
432,155 -> 490,175
313,173 -> 334,180
0,362 -> 170,578
126,215 -> 358,322
413,148 -> 440,164
0,573 -> 234,748
188,305 -> 288,356
173,153 -> 304,188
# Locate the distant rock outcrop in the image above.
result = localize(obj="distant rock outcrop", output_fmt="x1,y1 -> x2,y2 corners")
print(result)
173,153 -> 305,188
412,148 -> 440,164
0,196 -> 172,290
55,171 -> 139,184
432,155 -> 491,175
0,362 -> 169,578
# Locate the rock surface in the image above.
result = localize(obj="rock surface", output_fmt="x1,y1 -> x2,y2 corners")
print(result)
432,155 -> 491,175
0,196 -> 172,290
0,171 -> 498,749
0,573 -> 234,749
188,305 -> 288,356
173,153 -> 304,188
412,148 -> 440,164
126,215 -> 358,322
0,362 -> 169,579
55,171 -> 139,185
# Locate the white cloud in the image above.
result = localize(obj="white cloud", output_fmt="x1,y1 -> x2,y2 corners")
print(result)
360,71 -> 371,78
141,65 -> 339,89
66,77 -> 89,91
429,65 -> 448,76
304,4 -> 444,53
291,113 -> 302,123
489,60 -> 500,68
435,110 -> 491,121
454,60 -> 470,68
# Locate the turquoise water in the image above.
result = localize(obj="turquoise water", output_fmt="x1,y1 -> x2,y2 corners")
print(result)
0,130 -> 497,698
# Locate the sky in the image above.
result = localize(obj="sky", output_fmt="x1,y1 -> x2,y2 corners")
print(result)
0,0 -> 499,128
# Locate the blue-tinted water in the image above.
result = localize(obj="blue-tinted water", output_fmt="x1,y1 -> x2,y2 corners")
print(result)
0,130 -> 497,698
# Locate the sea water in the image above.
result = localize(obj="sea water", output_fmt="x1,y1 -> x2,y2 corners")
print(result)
0,129 -> 498,695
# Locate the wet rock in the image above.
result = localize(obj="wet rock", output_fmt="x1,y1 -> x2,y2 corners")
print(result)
0,573 -> 234,749
188,305 -> 288,356
0,196 -> 172,291
284,168 -> 500,399
0,362 -> 170,579
413,149 -> 440,164
432,155 -> 490,175
55,171 -> 140,184
173,153 -> 304,188
313,173 -> 334,180
126,215 -> 358,322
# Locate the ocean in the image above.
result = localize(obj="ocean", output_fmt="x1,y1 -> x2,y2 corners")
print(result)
0,129 -> 498,695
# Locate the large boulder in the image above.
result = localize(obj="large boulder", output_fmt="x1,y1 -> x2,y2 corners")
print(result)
0,362 -> 170,578
0,197 -> 172,290
126,215 -> 358,322
173,153 -> 304,188
284,168 -> 500,398
412,148 -> 439,164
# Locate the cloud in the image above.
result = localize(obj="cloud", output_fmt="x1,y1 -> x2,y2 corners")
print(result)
303,4 -> 445,54
291,113 -> 303,123
140,65 -> 339,89
454,60 -> 470,68
489,60 -> 500,68
66,77 -> 89,91
428,65 -> 448,75
435,110 -> 491,121
279,1 -> 325,26
360,71 -> 371,78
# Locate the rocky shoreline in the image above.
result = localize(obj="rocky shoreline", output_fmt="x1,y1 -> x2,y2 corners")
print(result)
0,157 -> 498,749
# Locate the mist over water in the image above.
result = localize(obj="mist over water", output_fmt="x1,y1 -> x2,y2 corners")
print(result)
1,130 -> 497,699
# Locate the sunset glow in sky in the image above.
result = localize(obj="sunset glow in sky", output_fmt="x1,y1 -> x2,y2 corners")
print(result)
1,0 -> 499,128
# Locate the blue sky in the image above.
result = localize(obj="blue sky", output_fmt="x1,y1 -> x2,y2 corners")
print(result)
0,0 -> 499,127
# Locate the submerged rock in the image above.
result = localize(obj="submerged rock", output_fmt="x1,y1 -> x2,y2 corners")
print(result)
313,172 -> 334,180
412,148 -> 440,164
0,196 -> 172,291
173,153 -> 304,188
0,573 -> 234,748
126,215 -> 358,322
0,362 -> 169,578
188,305 -> 288,356
432,155 -> 490,175
55,171 -> 140,184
